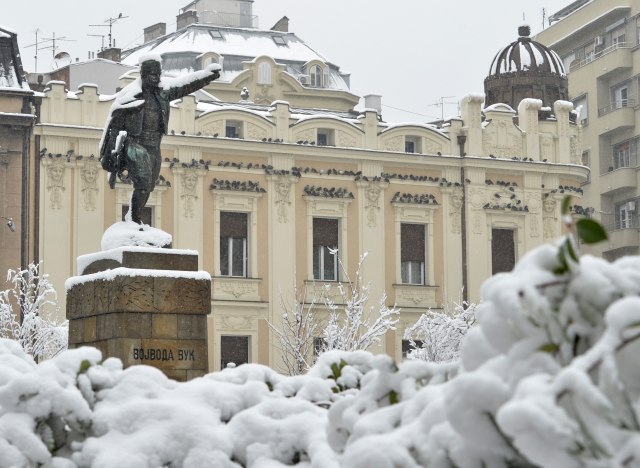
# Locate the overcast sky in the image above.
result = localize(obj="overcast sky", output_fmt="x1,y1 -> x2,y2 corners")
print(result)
3,0 -> 572,122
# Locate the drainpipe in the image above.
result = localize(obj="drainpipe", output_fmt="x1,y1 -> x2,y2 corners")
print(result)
457,135 -> 468,303
32,96 -> 42,263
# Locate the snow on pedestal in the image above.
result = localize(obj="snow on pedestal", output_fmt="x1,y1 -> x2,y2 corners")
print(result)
101,221 -> 172,250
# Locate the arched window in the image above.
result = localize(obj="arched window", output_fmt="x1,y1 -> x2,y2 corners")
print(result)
310,65 -> 323,88
258,62 -> 271,85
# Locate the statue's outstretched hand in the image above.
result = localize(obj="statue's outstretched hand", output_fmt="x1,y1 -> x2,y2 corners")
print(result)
205,63 -> 222,80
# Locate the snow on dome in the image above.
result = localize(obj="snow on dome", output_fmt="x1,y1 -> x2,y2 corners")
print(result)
488,26 -> 566,77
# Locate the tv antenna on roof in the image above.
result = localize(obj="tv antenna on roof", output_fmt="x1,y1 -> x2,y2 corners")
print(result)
89,13 -> 128,49
88,34 -> 107,51
25,29 -> 76,73
428,96 -> 457,121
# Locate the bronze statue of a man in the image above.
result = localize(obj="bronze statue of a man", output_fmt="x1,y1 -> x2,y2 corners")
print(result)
100,56 -> 221,224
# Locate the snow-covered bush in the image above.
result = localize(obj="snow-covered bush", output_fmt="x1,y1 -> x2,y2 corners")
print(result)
2,203 -> 640,467
404,297 -> 476,363
0,263 -> 67,361
320,251 -> 399,353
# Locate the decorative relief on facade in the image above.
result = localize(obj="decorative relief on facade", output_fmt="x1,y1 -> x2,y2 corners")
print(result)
570,135 -> 580,164
294,129 -> 315,144
382,135 -> 403,152
45,159 -> 66,210
394,285 -> 437,308
364,185 -> 382,228
201,121 -> 223,137
80,160 -> 100,211
255,85 -> 275,105
337,130 -> 357,148
180,170 -> 200,218
468,187 -> 487,235
247,122 -> 268,141
448,189 -> 463,234
526,195 -> 541,238
274,176 -> 293,223
220,315 -> 254,331
541,135 -> 553,161
482,120 -> 522,157
214,279 -> 260,301
543,196 -> 558,240
423,138 -> 442,155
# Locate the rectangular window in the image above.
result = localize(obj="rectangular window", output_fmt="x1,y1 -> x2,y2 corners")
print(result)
616,201 -> 636,229
572,95 -> 588,127
317,129 -> 334,146
491,228 -> 515,274
405,136 -> 421,154
611,26 -> 626,46
401,223 -> 425,285
614,85 -> 629,108
613,139 -> 637,169
221,335 -> 250,368
225,120 -> 243,139
313,217 -> 338,281
220,211 -> 248,277
583,42 -> 595,62
122,205 -> 153,226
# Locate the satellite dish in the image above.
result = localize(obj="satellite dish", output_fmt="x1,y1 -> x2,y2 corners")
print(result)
54,51 -> 72,67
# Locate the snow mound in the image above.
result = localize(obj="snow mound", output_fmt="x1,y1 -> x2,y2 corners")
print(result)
101,221 -> 172,250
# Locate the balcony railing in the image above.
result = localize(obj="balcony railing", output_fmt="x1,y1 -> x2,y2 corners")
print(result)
598,97 -> 637,117
570,42 -> 631,72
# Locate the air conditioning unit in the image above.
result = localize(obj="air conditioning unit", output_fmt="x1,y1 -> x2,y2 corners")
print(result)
626,201 -> 636,212
594,35 -> 604,46
298,75 -> 310,85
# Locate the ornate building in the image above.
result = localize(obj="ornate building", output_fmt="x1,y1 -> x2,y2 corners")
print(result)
30,2 -> 587,371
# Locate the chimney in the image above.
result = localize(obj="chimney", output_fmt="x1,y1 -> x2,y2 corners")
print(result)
97,48 -> 121,63
144,23 -> 167,43
271,16 -> 289,33
364,94 -> 382,114
177,10 -> 199,30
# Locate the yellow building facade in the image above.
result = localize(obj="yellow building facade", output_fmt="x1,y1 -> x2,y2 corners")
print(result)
29,15 -> 587,372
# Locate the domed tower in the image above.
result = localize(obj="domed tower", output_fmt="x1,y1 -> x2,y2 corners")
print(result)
484,25 -> 568,109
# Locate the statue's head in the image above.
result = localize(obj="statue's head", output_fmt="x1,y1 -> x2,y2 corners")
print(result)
140,58 -> 162,89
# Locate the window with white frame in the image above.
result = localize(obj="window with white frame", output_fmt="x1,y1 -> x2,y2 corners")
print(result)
583,42 -> 595,62
225,120 -> 243,139
257,62 -> 272,85
613,139 -> 637,169
611,26 -> 626,47
616,201 -> 636,229
613,84 -> 629,108
309,65 -> 323,88
220,211 -> 248,277
317,128 -> 334,146
405,136 -> 421,154
313,217 -> 338,281
401,223 -> 426,285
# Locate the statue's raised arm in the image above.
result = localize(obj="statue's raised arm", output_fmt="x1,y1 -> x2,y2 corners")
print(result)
99,56 -> 221,225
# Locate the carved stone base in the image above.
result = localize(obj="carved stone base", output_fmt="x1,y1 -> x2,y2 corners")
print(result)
66,248 -> 211,381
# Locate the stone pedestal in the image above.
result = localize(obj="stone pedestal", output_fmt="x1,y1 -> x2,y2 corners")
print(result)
66,247 -> 211,381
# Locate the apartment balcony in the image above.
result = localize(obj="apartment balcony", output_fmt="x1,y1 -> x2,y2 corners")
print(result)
598,99 -> 636,136
570,43 -> 632,77
602,226 -> 640,254
600,166 -> 637,195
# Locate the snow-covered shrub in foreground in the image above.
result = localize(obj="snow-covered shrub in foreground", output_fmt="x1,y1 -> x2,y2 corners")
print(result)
2,225 -> 640,466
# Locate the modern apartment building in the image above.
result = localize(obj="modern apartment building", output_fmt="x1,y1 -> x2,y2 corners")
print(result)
537,0 -> 640,260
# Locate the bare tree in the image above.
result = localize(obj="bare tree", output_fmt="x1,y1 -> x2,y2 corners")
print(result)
269,282 -> 320,375
320,251 -> 400,353
0,262 -> 68,360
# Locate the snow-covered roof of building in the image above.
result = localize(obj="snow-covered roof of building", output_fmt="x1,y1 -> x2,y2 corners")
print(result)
0,26 -> 30,92
120,24 -> 350,91
488,25 -> 566,77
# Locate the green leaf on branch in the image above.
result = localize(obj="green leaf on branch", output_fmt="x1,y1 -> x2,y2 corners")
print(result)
576,219 -> 608,244
561,196 -> 572,216
539,342 -> 559,353
78,360 -> 91,374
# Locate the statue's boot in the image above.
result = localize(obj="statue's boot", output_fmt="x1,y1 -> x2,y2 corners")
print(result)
130,189 -> 149,224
